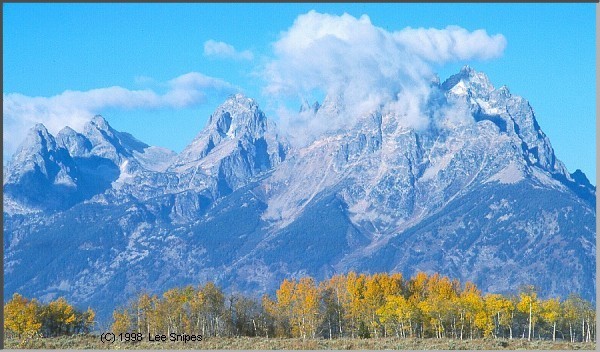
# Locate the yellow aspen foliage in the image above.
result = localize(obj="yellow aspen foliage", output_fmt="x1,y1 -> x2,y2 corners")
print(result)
162,287 -> 194,334
42,297 -> 77,336
457,282 -> 484,339
134,293 -> 156,335
541,298 -> 561,341
474,310 -> 494,337
4,293 -> 42,338
419,274 -> 459,338
268,279 -> 295,337
346,272 -> 368,336
261,292 -> 277,333
197,282 -> 227,337
376,296 -> 398,327
408,272 -> 429,302
517,286 -> 540,341
277,278 -> 296,333
188,288 -> 206,335
105,273 -> 596,341
483,293 -> 514,338
376,294 -> 413,338
276,279 -> 295,315
560,294 -> 595,342
82,307 -> 96,333
363,274 -> 389,337
112,308 -> 132,334
292,277 -> 320,338
322,274 -> 351,309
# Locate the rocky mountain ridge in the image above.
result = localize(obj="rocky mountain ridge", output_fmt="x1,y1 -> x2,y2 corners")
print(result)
4,68 -> 595,323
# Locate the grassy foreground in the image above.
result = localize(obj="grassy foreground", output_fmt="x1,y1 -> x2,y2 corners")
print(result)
4,335 -> 597,350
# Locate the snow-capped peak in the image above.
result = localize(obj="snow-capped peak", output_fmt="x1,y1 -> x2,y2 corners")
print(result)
29,123 -> 54,144
299,99 -> 320,114
168,93 -> 286,181
4,122 -> 79,200
11,123 -> 58,161
212,93 -> 258,119
4,66 -> 596,317
442,65 -> 495,96
56,126 -> 92,157
210,93 -> 268,139
90,114 -> 110,128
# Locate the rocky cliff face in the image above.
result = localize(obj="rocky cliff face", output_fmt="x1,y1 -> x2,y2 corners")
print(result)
3,68 -> 595,323
168,93 -> 288,197
4,124 -> 81,212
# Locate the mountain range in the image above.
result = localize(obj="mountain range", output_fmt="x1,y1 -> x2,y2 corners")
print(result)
4,66 -> 595,323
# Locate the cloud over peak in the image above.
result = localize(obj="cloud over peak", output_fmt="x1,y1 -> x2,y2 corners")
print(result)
394,25 -> 506,63
3,72 -> 237,162
263,11 -> 507,145
265,11 -> 506,97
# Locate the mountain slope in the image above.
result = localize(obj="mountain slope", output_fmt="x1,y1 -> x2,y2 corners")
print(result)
3,70 -> 595,324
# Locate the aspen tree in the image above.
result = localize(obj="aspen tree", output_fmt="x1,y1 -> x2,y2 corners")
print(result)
517,286 -> 540,341
540,298 -> 560,341
4,293 -> 42,338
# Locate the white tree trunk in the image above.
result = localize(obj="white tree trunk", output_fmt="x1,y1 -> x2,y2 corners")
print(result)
528,301 -> 532,341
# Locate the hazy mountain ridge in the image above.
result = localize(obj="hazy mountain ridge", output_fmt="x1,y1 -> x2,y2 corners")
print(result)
3,67 -> 595,323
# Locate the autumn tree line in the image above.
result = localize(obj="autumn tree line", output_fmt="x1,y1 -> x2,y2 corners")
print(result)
4,293 -> 95,339
111,272 -> 595,342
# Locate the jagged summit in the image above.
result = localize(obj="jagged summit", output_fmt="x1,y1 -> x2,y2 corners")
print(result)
6,123 -> 65,179
223,92 -> 255,106
460,64 -> 475,74
319,93 -> 344,115
22,123 -> 56,149
4,115 -> 178,212
89,114 -> 110,130
438,66 -> 573,182
3,67 -> 595,324
208,93 -> 268,139
168,93 -> 286,179
56,126 -> 92,157
57,125 -> 77,135
299,99 -> 320,114
4,122 -> 80,210
83,114 -> 117,138
193,93 -> 265,142
441,65 -> 495,96
32,122 -> 50,132
214,93 -> 257,113
17,123 -> 56,154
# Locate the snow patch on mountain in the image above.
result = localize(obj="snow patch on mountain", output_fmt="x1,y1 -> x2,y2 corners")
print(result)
485,162 -> 525,184
3,66 -> 595,323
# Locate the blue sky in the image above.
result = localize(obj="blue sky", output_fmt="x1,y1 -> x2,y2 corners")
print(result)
3,3 -> 596,181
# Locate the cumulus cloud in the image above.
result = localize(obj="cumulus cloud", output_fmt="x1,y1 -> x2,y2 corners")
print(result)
394,26 -> 506,63
263,11 -> 506,145
203,40 -> 254,61
3,72 -> 237,161
163,72 -> 236,107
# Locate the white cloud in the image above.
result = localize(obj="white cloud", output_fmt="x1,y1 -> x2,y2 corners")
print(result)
432,97 -> 474,130
164,72 -> 236,107
3,72 -> 236,162
263,11 -> 506,145
203,40 -> 254,61
394,26 -> 507,63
